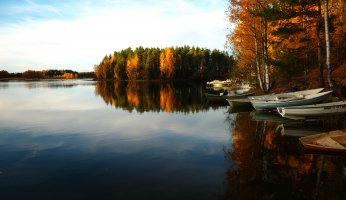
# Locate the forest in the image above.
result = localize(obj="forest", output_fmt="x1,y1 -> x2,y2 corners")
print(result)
0,69 -> 94,79
227,0 -> 346,91
94,46 -> 235,81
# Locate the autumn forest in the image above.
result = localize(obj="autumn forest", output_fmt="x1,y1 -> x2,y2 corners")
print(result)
227,0 -> 346,91
94,46 -> 235,81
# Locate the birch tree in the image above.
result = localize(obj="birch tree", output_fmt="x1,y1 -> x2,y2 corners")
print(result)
324,0 -> 333,87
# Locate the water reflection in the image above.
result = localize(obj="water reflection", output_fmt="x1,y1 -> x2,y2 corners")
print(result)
95,81 -> 226,113
1,80 -> 345,199
219,112 -> 346,199
0,80 -> 96,89
0,80 -> 231,200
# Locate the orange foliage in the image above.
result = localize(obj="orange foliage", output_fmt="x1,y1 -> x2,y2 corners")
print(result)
228,0 -> 346,87
126,54 -> 139,80
160,48 -> 175,79
332,61 -> 346,86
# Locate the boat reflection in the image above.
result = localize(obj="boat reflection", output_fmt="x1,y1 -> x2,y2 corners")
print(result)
250,110 -> 296,123
227,105 -> 254,114
218,112 -> 346,199
277,119 -> 346,138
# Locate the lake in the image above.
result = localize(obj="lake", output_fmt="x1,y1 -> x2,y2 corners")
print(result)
0,80 -> 345,200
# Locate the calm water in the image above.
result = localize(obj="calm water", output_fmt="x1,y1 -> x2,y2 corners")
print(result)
0,80 -> 345,200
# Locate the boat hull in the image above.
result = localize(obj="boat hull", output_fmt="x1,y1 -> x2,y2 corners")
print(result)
277,101 -> 346,119
251,91 -> 332,111
226,98 -> 252,107
205,92 -> 254,101
249,88 -> 324,101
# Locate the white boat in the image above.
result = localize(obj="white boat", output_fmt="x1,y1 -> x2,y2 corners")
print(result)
205,91 -> 254,101
299,130 -> 346,153
249,88 -> 324,101
277,101 -> 346,119
206,79 -> 232,88
251,91 -> 333,111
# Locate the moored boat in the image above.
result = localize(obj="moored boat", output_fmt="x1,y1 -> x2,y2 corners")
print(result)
299,130 -> 346,153
206,79 -> 232,88
251,91 -> 333,111
249,88 -> 324,101
277,101 -> 346,119
205,91 -> 254,101
226,98 -> 252,107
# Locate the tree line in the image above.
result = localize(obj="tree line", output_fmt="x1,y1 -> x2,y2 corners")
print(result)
227,0 -> 346,91
0,69 -> 95,79
94,46 -> 235,81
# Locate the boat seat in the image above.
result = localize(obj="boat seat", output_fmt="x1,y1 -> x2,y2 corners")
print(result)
275,96 -> 305,102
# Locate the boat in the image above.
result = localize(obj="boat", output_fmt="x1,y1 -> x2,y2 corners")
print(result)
206,79 -> 232,88
205,91 -> 254,101
299,130 -> 346,153
277,101 -> 346,120
226,98 -> 252,107
249,88 -> 324,101
251,90 -> 333,111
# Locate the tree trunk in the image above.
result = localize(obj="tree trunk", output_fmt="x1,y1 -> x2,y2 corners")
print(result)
252,17 -> 263,91
262,18 -> 270,92
324,0 -> 333,87
316,0 -> 324,87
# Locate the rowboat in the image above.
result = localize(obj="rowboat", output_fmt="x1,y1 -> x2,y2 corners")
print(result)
251,91 -> 333,111
277,101 -> 346,120
205,91 -> 254,101
226,98 -> 252,107
206,79 -> 232,88
249,88 -> 324,101
299,130 -> 346,153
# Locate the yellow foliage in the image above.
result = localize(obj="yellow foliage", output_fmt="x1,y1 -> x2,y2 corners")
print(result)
160,48 -> 175,78
63,73 -> 77,79
126,54 -> 139,80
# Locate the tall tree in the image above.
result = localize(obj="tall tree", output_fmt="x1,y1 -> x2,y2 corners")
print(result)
315,0 -> 324,87
160,48 -> 175,79
324,0 -> 333,87
126,54 -> 139,80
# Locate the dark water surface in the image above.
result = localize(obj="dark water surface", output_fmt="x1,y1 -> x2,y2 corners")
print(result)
0,80 -> 345,200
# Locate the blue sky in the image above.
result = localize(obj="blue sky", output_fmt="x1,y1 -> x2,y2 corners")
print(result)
0,0 -> 230,72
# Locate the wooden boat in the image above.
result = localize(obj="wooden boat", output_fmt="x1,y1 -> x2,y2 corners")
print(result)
251,91 -> 333,111
205,91 -> 254,101
249,88 -> 324,101
299,130 -> 346,153
277,101 -> 346,120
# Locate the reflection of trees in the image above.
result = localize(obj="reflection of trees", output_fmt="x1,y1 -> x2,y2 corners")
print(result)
95,81 -> 221,113
217,113 -> 346,199
160,83 -> 174,112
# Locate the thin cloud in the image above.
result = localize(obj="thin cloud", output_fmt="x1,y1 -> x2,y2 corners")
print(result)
0,0 -> 229,72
